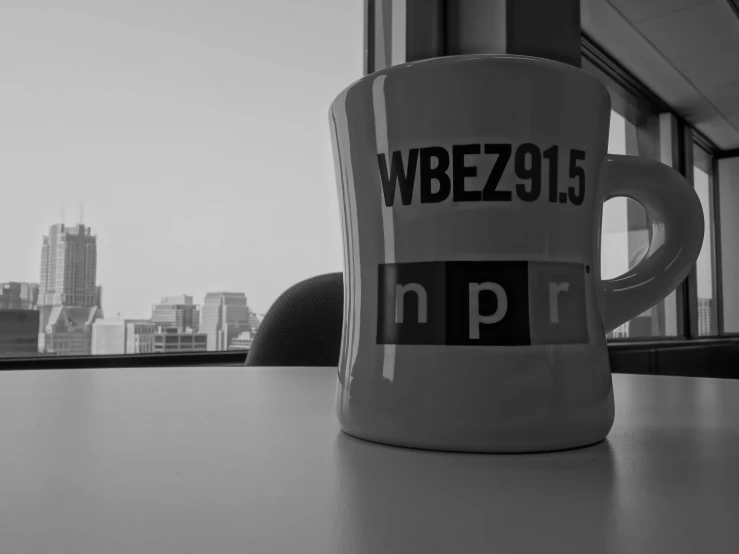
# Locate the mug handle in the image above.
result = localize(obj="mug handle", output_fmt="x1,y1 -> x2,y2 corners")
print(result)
599,154 -> 705,333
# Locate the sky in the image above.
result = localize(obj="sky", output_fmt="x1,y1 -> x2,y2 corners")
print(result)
1,0 -> 361,319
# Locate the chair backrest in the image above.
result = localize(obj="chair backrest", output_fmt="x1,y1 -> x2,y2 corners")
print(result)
245,272 -> 343,367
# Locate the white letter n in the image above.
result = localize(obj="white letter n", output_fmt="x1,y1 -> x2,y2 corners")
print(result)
395,283 -> 428,324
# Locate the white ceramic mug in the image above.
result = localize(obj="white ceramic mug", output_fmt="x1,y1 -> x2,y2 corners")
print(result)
329,55 -> 704,453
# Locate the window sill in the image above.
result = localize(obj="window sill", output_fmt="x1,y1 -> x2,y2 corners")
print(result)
0,351 -> 247,371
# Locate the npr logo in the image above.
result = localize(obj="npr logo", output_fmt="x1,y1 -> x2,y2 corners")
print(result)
377,261 -> 589,346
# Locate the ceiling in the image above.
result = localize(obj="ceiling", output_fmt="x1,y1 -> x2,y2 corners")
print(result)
582,0 -> 739,150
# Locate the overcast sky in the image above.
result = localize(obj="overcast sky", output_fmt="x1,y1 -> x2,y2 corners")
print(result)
1,0 -> 361,318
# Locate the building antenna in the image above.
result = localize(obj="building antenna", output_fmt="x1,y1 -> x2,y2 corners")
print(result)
61,205 -> 65,225
80,201 -> 84,224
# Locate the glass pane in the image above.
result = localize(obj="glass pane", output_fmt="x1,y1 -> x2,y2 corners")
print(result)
693,147 -> 717,336
602,110 -> 680,339
0,1 -> 362,357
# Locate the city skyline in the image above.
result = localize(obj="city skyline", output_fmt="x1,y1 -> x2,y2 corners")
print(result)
0,217 -> 263,356
1,0 -> 362,322
0,216 -> 268,322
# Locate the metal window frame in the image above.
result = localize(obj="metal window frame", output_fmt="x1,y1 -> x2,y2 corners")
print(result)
713,156 -> 739,338
679,119 -> 702,339
581,33 -> 736,344
583,40 -> 689,342
582,43 -> 737,341
692,141 -> 721,337
365,0 -> 445,75
713,154 -> 728,336
0,351 -> 247,371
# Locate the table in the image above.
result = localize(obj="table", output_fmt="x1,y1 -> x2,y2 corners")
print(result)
1,367 -> 737,553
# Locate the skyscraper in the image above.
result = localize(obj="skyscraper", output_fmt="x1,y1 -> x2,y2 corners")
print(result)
151,295 -> 200,332
200,292 -> 250,351
37,223 -> 103,355
39,223 -> 99,307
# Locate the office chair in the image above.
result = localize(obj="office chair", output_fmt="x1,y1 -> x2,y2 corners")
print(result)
245,272 -> 343,367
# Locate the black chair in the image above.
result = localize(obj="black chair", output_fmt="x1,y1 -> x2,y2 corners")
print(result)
245,272 -> 343,367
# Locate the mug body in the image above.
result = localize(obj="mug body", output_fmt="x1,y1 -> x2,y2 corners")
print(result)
330,54 -> 614,452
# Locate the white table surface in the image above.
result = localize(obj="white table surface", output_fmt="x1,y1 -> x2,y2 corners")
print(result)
1,366 -> 738,553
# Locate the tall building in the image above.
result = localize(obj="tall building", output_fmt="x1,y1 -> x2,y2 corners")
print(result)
126,321 -> 156,354
37,222 -> 103,355
91,319 -> 126,355
0,282 -> 39,310
201,292 -> 250,351
153,326 -> 207,353
91,319 -> 156,355
151,295 -> 200,332
39,223 -> 99,307
0,310 -> 40,357
698,298 -> 713,337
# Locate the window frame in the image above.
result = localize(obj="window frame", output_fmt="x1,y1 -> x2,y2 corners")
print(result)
692,143 -> 720,337
711,150 -> 739,338
582,33 -> 729,344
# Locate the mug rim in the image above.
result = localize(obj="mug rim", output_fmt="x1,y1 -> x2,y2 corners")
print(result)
329,54 -> 608,113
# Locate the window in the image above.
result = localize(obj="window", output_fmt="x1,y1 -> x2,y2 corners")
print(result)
693,145 -> 718,336
0,1 -> 362,358
717,156 -> 739,334
602,110 -> 680,339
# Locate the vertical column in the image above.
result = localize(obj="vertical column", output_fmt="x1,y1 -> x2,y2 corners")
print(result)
365,0 -> 581,75
365,0 -> 444,74
622,116 -> 652,337
657,115 -> 684,338
621,113 -> 684,338
444,0 -> 507,58
717,155 -> 739,333
679,121 -> 700,339
501,0 -> 581,66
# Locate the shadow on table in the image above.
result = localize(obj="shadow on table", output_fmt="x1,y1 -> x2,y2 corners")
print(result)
332,430 -> 619,553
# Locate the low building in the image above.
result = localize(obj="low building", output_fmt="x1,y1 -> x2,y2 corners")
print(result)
151,295 -> 200,332
126,321 -> 156,354
248,309 -> 262,334
0,282 -> 39,310
153,326 -> 207,353
201,292 -> 250,351
0,310 -> 40,357
92,319 -> 156,355
229,330 -> 253,350
91,319 -> 126,355
38,305 -> 103,356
